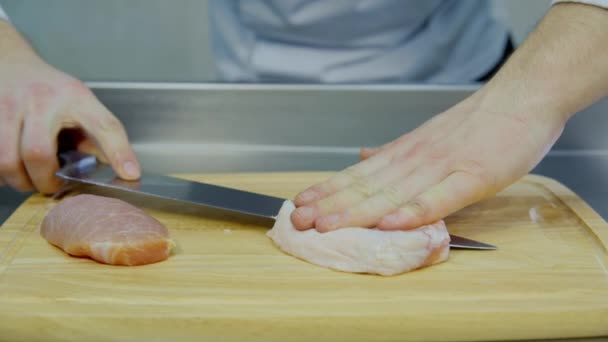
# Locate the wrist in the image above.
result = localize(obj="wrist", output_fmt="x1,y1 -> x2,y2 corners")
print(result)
475,77 -> 572,128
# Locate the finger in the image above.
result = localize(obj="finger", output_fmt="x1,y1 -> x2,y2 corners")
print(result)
293,152 -> 392,206
294,133 -> 433,208
21,108 -> 63,195
377,171 -> 488,230
313,165 -> 446,232
77,101 -> 140,180
0,96 -> 34,192
291,175 -> 385,230
292,136 -> 442,229
291,156 -> 427,230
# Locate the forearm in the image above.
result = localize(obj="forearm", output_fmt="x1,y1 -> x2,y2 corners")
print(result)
477,2 -> 608,124
0,18 -> 42,64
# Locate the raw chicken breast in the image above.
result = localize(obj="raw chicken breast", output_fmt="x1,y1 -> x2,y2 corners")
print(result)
41,194 -> 174,266
267,201 -> 450,276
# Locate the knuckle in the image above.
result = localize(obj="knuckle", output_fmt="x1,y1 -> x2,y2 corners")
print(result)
323,168 -> 361,194
381,185 -> 403,208
27,82 -> 56,98
98,114 -> 125,133
453,159 -> 494,189
316,195 -> 338,212
307,182 -> 335,200
405,199 -> 429,220
26,84 -> 56,115
343,166 -> 366,182
349,178 -> 378,199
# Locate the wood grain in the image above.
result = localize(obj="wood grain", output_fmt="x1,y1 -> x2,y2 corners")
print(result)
0,172 -> 607,342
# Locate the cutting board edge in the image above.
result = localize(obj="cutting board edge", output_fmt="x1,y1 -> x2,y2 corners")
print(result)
0,196 -> 38,229
525,173 -> 608,252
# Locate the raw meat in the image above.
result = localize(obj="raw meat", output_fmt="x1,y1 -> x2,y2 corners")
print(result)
41,194 -> 174,266
267,201 -> 450,276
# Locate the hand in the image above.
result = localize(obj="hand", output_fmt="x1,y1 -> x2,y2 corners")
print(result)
290,96 -> 566,232
0,22 -> 140,194
290,1 -> 608,233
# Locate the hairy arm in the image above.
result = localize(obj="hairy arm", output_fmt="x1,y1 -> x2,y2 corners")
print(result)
480,1 -> 608,123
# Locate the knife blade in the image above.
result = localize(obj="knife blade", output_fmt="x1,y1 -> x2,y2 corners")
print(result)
55,151 -> 496,250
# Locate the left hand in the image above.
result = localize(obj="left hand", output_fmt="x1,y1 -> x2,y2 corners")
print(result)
289,95 -> 566,232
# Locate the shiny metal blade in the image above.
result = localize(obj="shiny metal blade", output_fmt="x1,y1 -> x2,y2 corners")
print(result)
55,152 -> 286,220
448,235 -> 497,250
55,152 -> 497,250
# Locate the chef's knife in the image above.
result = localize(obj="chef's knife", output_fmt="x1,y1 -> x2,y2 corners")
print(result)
55,151 -> 496,250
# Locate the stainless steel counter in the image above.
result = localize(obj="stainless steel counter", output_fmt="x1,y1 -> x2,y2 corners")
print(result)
1,83 -> 607,224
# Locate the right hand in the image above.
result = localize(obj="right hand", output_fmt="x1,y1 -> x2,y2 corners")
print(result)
0,23 -> 140,195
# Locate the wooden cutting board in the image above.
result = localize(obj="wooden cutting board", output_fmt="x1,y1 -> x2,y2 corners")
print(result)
0,172 -> 607,342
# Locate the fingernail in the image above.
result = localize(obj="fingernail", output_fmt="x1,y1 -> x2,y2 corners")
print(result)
122,160 -> 140,178
296,190 -> 316,203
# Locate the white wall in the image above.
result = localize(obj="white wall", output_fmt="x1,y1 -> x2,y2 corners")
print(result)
0,0 -> 554,82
